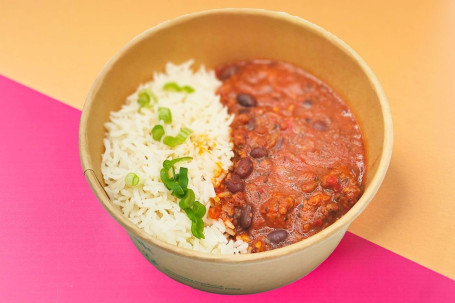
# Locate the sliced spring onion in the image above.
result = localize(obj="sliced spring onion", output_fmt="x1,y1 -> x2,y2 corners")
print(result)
191,217 -> 205,239
160,157 -> 192,195
184,208 -> 195,221
158,107 -> 172,124
160,168 -> 171,189
160,167 -> 184,196
158,157 -> 205,238
125,172 -> 140,187
192,201 -> 206,218
162,82 -> 195,94
178,167 -> 188,189
168,181 -> 185,197
163,127 -> 193,147
176,127 -> 193,141
162,82 -> 181,92
162,136 -> 177,147
163,157 -> 192,170
179,188 -> 195,209
151,124 -> 165,141
137,89 -> 156,109
181,85 -> 195,94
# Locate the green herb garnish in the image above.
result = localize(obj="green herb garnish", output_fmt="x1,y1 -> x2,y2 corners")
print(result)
163,82 -> 181,92
158,107 -> 172,124
162,82 -> 195,94
191,217 -> 204,239
181,85 -> 195,94
159,157 -> 206,239
192,201 -> 206,218
178,167 -> 189,189
137,89 -> 157,109
125,172 -> 140,187
151,124 -> 165,141
163,127 -> 193,147
163,157 -> 193,170
179,188 -> 195,209
160,157 -> 192,196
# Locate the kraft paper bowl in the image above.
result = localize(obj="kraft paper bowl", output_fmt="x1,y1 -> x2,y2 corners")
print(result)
79,8 -> 393,294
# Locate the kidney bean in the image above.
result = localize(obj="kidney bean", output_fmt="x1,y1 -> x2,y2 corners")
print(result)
250,147 -> 268,158
267,230 -> 289,244
236,93 -> 257,107
239,204 -> 253,229
234,158 -> 253,178
226,175 -> 244,193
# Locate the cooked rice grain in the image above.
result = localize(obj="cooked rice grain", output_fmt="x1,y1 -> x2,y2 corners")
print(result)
101,61 -> 246,254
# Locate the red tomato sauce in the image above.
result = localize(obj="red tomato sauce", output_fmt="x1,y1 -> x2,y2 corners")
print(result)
211,60 -> 366,252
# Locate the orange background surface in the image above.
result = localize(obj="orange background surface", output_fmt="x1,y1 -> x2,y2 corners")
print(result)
1,0 -> 454,279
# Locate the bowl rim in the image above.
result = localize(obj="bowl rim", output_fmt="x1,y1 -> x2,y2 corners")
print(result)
79,8 -> 393,263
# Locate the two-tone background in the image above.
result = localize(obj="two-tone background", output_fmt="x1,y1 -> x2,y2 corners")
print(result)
1,1 -> 454,301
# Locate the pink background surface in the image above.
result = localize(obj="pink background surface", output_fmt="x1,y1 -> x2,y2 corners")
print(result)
0,75 -> 453,302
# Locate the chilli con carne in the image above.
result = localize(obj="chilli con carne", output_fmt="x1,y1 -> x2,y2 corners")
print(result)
209,60 -> 366,252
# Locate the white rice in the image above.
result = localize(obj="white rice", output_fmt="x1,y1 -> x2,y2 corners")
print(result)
101,61 -> 248,254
